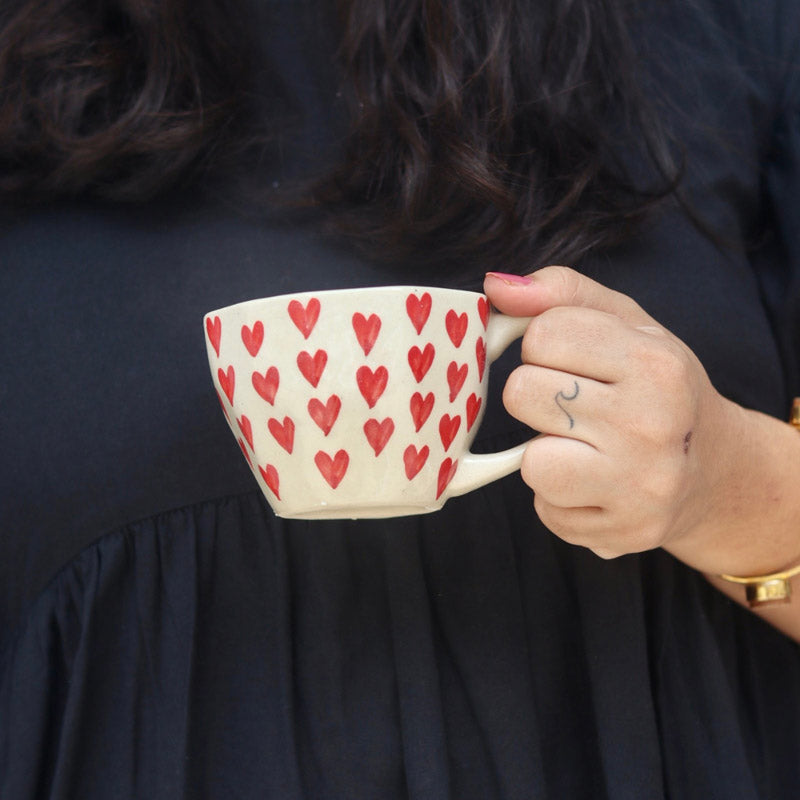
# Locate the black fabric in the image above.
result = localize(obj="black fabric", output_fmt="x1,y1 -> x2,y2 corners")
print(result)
2,0 -> 800,797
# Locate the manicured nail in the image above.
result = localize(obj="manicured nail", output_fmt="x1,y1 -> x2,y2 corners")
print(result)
486,272 -> 533,286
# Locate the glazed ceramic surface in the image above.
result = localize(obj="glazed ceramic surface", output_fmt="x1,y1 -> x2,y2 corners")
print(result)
204,286 -> 531,518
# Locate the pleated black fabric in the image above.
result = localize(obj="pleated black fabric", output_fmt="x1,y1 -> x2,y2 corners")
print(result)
5,490 -> 800,799
3,0 -> 800,797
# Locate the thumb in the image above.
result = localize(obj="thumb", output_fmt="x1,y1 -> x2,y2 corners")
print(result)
484,266 -> 653,325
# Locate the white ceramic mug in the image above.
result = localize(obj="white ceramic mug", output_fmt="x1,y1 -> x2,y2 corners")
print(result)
204,286 -> 532,519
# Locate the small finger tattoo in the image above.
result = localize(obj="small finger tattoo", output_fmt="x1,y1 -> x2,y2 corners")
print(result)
683,431 -> 693,455
554,381 -> 580,429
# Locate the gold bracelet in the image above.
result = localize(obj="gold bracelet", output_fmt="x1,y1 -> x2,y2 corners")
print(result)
717,399 -> 800,608
718,563 -> 800,607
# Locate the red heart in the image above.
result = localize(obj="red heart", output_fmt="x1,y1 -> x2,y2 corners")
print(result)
252,367 -> 279,405
356,365 -> 388,408
206,316 -> 222,357
436,457 -> 458,499
315,449 -> 349,489
438,413 -> 461,452
476,337 -> 486,382
445,310 -> 468,348
410,391 -> 435,432
478,296 -> 489,329
407,343 -> 435,383
237,415 -> 254,450
288,297 -> 321,339
308,395 -> 341,436
297,349 -> 327,388
447,362 -> 468,402
241,321 -> 264,357
238,438 -> 253,468
403,444 -> 429,480
406,292 -> 432,334
259,463 -> 281,500
364,417 -> 395,456
352,312 -> 381,356
466,393 -> 482,431
218,365 -> 235,404
268,416 -> 295,454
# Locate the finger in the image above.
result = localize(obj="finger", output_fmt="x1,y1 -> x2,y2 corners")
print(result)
484,265 -> 654,326
533,499 -> 621,559
521,434 -> 613,508
504,364 -> 615,440
520,305 -> 641,383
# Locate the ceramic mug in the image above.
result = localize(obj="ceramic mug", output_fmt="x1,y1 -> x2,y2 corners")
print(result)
204,286 -> 533,519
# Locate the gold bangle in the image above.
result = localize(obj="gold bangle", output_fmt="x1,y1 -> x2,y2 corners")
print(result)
718,564 -> 800,607
716,399 -> 800,608
791,397 -> 800,431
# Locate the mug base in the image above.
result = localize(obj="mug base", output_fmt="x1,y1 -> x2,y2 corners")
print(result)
275,503 -> 441,520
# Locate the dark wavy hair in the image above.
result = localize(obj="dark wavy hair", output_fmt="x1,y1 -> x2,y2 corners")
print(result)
0,0 -> 260,201
0,0 -> 681,266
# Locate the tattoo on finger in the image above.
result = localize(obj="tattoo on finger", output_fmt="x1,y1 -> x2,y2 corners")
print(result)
554,380 -> 580,429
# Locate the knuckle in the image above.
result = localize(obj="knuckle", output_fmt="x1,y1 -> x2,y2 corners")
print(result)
520,308 -> 558,362
502,366 -> 530,416
634,338 -> 691,387
550,265 -> 582,305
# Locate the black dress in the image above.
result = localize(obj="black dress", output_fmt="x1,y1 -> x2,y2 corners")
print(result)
2,0 -> 800,797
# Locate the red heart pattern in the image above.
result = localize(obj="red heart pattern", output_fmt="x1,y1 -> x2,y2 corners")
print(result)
241,321 -> 264,357
211,291 -> 497,506
410,391 -> 435,432
356,365 -> 388,408
218,365 -> 235,404
206,316 -> 222,357
315,449 -> 349,488
476,337 -> 486,382
406,292 -> 432,334
252,367 -> 279,405
259,463 -> 281,500
352,312 -> 381,356
308,395 -> 341,436
364,417 -> 395,456
445,310 -> 468,348
237,415 -> 254,451
438,413 -> 461,452
478,297 -> 489,329
268,416 -> 295,454
297,349 -> 327,388
288,298 -> 320,339
436,458 -> 458,499
404,444 -> 429,480
447,362 -> 468,402
407,343 -> 435,383
466,393 -> 482,431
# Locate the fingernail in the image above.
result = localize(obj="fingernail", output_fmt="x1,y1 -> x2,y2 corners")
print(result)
486,272 -> 532,286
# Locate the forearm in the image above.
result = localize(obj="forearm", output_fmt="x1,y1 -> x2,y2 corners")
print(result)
664,400 -> 800,642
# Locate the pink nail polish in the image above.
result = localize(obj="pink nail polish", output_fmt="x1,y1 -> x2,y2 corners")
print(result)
486,272 -> 532,286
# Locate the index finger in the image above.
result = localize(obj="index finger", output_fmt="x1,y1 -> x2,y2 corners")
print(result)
484,266 -> 655,327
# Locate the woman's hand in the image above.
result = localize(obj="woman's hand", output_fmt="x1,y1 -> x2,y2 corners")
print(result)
483,268 -> 778,555
485,266 -> 800,639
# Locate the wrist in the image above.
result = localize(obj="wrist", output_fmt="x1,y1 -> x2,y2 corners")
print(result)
664,397 -> 800,580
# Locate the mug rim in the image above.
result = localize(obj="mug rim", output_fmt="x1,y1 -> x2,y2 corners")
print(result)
204,285 -> 485,319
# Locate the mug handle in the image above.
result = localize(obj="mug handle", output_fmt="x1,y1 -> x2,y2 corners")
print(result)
447,311 -> 534,498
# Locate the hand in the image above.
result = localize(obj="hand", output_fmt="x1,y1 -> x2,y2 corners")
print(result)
484,266 -> 732,559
